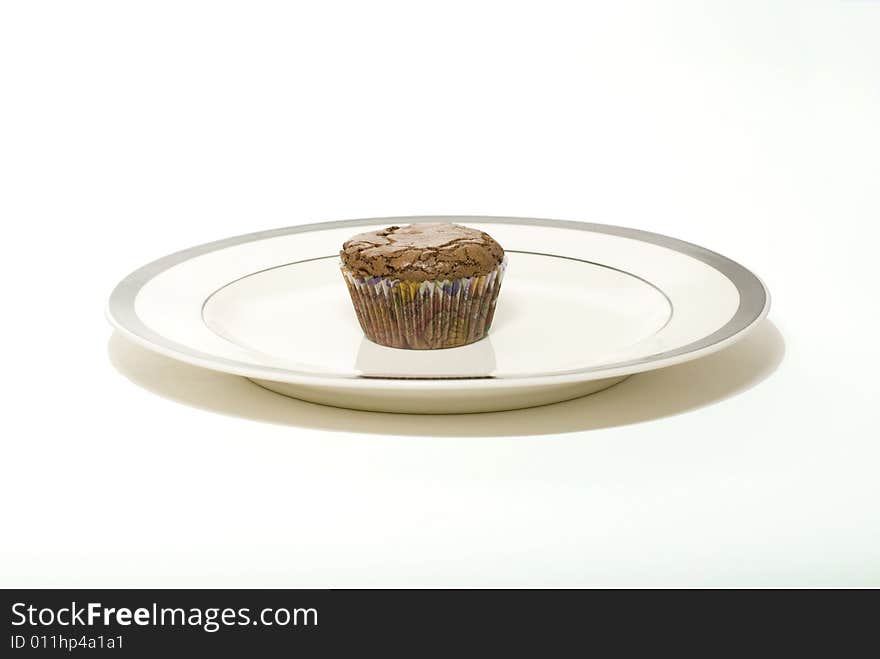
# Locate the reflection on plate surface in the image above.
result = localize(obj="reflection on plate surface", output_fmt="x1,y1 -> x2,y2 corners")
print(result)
355,336 -> 498,378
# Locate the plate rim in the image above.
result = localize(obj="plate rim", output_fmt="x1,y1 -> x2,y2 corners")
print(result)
106,215 -> 770,390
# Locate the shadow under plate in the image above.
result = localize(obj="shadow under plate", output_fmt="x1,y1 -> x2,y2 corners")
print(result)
107,320 -> 784,437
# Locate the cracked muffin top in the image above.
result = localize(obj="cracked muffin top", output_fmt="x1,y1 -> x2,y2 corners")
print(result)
340,223 -> 505,281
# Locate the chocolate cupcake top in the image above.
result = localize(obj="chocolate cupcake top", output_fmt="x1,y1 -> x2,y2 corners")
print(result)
340,223 -> 505,281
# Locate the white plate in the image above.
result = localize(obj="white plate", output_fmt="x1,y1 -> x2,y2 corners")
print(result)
107,216 -> 770,413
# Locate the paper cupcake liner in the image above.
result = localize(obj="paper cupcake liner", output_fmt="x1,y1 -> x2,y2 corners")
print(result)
342,258 -> 507,350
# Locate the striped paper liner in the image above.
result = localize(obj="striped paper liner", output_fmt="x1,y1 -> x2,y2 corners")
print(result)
341,258 -> 507,350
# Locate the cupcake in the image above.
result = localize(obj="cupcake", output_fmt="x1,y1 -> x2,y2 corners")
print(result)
340,223 -> 507,349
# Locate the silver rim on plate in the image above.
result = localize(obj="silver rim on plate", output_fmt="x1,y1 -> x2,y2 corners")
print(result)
107,216 -> 770,389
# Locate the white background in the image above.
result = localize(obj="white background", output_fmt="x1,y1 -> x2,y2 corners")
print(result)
1,1 -> 878,586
